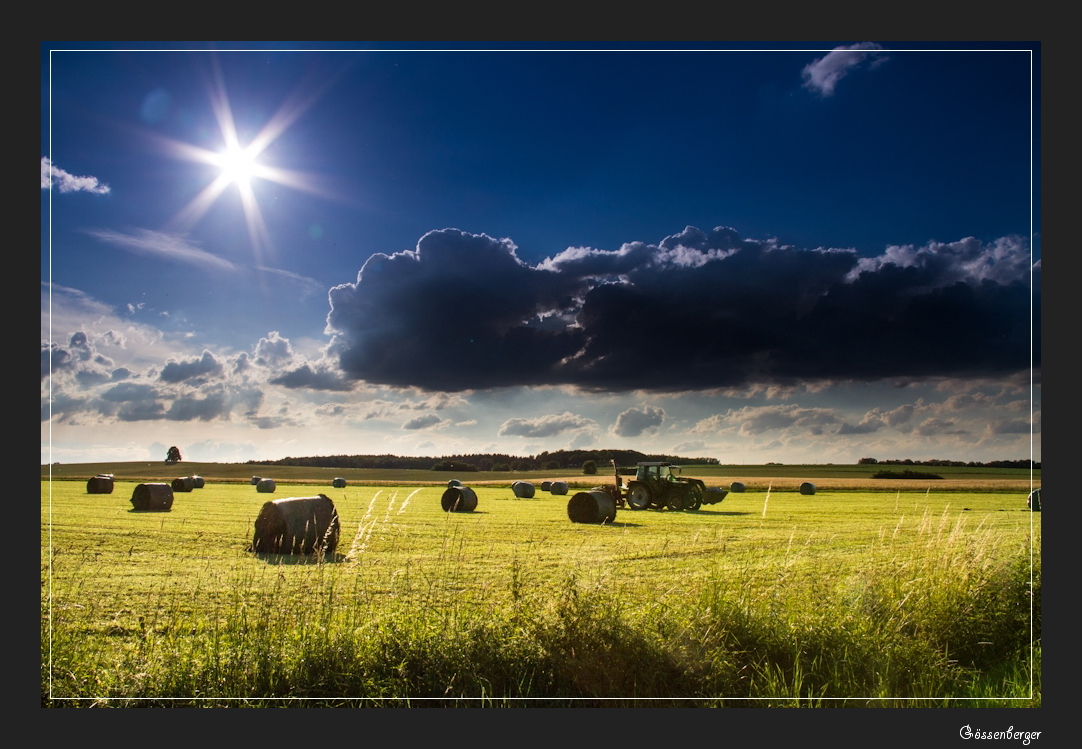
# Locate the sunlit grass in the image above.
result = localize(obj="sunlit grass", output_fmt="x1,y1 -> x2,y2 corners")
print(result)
42,480 -> 1039,706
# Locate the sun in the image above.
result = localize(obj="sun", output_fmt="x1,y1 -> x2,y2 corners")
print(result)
214,143 -> 261,187
156,58 -> 336,264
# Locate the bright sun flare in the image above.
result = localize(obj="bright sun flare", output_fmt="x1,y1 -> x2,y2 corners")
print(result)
157,59 -> 339,265
215,144 -> 260,186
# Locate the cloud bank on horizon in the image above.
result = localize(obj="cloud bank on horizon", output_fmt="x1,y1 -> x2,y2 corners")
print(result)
324,226 -> 1038,393
43,224 -> 1039,452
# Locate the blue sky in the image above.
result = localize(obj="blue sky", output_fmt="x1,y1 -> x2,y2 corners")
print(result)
42,42 -> 1040,465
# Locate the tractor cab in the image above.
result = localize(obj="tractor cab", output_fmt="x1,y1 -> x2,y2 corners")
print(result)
635,462 -> 678,483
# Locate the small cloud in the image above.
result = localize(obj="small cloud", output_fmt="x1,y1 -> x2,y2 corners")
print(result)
41,157 -> 110,194
611,405 -> 665,438
802,43 -> 887,96
403,413 -> 443,430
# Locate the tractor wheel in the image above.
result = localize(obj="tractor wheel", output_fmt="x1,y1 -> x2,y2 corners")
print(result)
627,481 -> 652,510
666,491 -> 686,511
686,485 -> 703,511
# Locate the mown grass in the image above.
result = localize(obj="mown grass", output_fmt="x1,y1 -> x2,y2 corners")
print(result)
42,460 -> 1039,492
41,480 -> 1039,707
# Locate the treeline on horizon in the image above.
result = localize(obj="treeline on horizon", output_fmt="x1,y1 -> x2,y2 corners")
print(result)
247,449 -> 720,472
247,451 -> 1039,471
858,457 -> 1040,469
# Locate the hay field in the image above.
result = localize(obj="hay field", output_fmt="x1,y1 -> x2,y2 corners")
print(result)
41,475 -> 1040,706
42,460 -> 1038,493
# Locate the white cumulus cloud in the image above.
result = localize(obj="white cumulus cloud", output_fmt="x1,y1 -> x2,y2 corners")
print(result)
41,157 -> 110,194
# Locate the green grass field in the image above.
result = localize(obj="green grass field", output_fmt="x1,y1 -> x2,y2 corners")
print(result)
41,468 -> 1040,707
43,460 -> 1039,491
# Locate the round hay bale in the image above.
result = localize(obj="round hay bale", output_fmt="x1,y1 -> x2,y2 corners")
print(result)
441,485 -> 478,512
549,481 -> 568,495
130,483 -> 173,511
332,477 -> 347,488
171,476 -> 195,492
251,494 -> 340,555
729,481 -> 745,493
541,481 -> 552,491
257,478 -> 276,493
86,475 -> 114,494
799,482 -> 816,495
250,476 -> 261,485
511,480 -> 535,498
191,475 -> 205,489
447,478 -> 464,488
567,490 -> 617,524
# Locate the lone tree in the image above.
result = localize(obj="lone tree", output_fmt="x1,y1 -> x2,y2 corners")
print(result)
582,460 -> 598,475
165,446 -> 182,464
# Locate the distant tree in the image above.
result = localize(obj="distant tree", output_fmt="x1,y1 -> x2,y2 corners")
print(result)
582,460 -> 598,475
857,457 -> 878,464
492,463 -> 511,472
545,460 -> 561,470
165,446 -> 182,464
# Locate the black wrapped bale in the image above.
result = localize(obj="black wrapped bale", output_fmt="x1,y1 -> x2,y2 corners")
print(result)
799,482 -> 816,496
541,481 -> 553,491
131,483 -> 174,511
441,485 -> 478,512
567,490 -> 617,524
511,480 -> 535,498
250,476 -> 261,485
192,476 -> 205,489
332,477 -> 347,488
729,481 -> 745,493
171,476 -> 195,492
87,475 -> 114,494
251,494 -> 340,555
447,478 -> 464,488
549,481 -> 569,495
1028,488 -> 1041,511
257,478 -> 276,493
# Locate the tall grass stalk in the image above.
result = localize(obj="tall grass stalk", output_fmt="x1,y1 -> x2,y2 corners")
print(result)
44,501 -> 1038,706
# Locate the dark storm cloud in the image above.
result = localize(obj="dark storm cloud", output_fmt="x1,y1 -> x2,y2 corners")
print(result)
325,227 -> 1037,393
327,229 -> 584,391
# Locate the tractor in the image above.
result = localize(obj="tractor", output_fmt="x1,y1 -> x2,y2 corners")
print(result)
606,461 -> 727,511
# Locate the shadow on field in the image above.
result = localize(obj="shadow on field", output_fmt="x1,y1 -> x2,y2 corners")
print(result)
249,551 -> 348,565
683,509 -> 754,516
